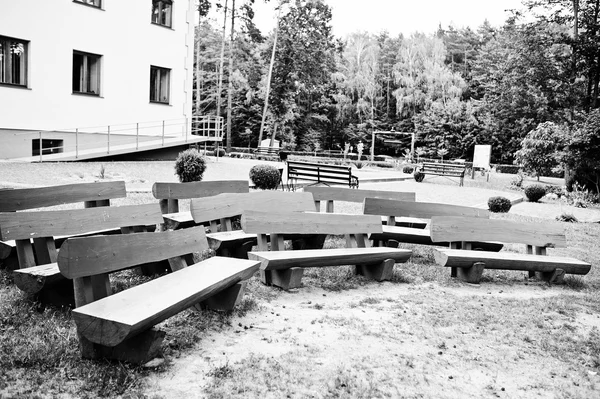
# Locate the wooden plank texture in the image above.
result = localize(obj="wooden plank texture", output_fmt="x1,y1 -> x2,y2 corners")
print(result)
72,256 -> 261,346
304,186 -> 415,203
0,181 -> 126,211
190,191 -> 315,223
248,247 -> 412,270
242,210 -> 383,235
58,226 -> 210,279
363,198 -> 489,219
13,263 -> 64,293
152,180 -> 249,200
434,248 -> 591,275
430,216 -> 567,247
0,204 -> 163,241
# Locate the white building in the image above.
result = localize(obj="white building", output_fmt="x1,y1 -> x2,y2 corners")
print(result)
0,0 -> 195,159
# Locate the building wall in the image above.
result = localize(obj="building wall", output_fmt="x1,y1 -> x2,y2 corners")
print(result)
0,0 -> 194,134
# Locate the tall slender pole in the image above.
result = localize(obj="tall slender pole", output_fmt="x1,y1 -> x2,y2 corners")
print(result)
257,4 -> 282,148
226,0 -> 235,152
216,0 -> 228,119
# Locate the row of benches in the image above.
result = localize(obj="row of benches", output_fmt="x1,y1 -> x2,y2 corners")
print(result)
1,181 -> 591,364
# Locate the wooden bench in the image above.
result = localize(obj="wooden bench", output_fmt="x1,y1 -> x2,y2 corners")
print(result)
0,181 -> 127,272
152,180 -> 249,230
286,160 -> 359,191
303,186 -> 424,228
418,162 -> 466,186
363,198 -> 503,251
190,191 -> 323,258
1,204 -> 164,305
430,216 -> 591,284
57,225 -> 261,363
244,210 -> 412,290
255,147 -> 280,156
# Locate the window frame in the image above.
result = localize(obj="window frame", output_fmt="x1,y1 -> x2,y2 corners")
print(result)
0,35 -> 28,88
72,50 -> 102,96
151,0 -> 173,28
149,65 -> 171,105
73,0 -> 102,9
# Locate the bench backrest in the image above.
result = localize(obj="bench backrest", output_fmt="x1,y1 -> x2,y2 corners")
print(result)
57,226 -> 209,307
190,191 -> 315,224
152,180 -> 249,214
0,181 -> 127,211
430,216 -> 567,248
304,186 -> 415,212
422,162 -> 465,170
287,160 -> 352,182
363,198 -> 488,221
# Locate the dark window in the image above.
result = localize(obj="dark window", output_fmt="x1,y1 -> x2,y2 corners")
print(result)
32,139 -> 64,156
152,0 -> 172,28
150,66 -> 170,104
73,51 -> 101,95
74,0 -> 102,8
0,35 -> 27,87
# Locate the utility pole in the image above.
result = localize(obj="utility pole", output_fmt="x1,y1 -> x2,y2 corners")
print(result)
226,0 -> 235,152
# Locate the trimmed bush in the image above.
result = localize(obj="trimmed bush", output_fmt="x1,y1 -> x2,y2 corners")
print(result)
413,170 -> 425,182
249,164 -> 281,190
214,148 -> 227,157
524,184 -> 547,202
488,196 -> 512,213
495,164 -> 521,174
174,149 -> 206,183
403,166 -> 414,174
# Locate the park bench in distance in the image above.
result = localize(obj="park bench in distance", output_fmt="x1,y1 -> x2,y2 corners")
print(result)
286,160 -> 359,191
363,198 -> 502,251
190,191 -> 322,258
1,204 -> 164,305
430,216 -> 591,284
255,147 -> 280,156
244,210 -> 412,290
0,181 -> 127,270
57,225 -> 261,363
418,162 -> 466,186
152,180 -> 249,230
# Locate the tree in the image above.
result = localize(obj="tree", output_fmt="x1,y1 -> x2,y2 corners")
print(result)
515,122 -> 568,180
562,109 -> 600,193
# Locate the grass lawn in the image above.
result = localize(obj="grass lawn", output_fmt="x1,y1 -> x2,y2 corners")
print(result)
1,160 -> 599,398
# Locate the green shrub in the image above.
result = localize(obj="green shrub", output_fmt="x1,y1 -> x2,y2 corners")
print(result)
403,166 -> 414,174
495,164 -> 521,174
249,164 -> 281,190
488,196 -> 512,213
545,185 -> 565,198
413,170 -> 425,182
214,148 -> 226,157
524,184 -> 547,202
174,149 -> 206,182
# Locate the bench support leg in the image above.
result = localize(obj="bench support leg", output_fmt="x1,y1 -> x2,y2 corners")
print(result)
233,240 -> 255,259
82,328 -> 166,364
198,281 -> 248,311
535,268 -> 566,284
455,262 -> 486,284
356,259 -> 395,282
261,268 -> 303,290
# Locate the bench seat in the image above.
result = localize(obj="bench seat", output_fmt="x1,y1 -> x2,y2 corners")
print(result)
249,247 -> 412,271
71,256 -> 260,347
370,225 -> 503,251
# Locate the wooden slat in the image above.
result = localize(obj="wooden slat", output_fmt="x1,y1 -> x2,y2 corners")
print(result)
242,210 -> 382,235
363,198 -> 489,219
190,191 -> 315,223
248,247 -> 412,270
13,263 -> 63,294
434,248 -> 591,275
72,257 -> 261,346
152,180 -> 249,200
0,181 -> 126,211
430,216 -> 567,248
0,204 -> 163,241
304,186 -> 415,203
58,226 -> 210,279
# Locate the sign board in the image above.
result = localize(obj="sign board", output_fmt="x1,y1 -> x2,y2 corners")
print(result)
473,145 -> 491,169
260,138 -> 280,148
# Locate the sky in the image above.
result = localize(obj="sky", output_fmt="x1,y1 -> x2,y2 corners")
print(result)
250,0 -> 526,38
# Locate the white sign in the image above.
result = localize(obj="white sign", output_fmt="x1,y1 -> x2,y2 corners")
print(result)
473,145 -> 491,169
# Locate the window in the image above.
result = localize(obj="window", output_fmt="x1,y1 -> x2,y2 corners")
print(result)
150,66 -> 170,104
32,139 -> 63,156
73,51 -> 101,95
152,0 -> 172,28
0,35 -> 27,87
74,0 -> 102,8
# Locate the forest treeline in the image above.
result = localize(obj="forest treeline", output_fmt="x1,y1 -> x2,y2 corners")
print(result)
193,0 -> 600,189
